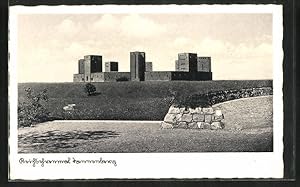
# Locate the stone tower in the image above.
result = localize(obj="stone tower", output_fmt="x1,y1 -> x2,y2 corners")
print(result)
78,59 -> 85,74
105,61 -> 118,72
176,53 -> 198,72
197,57 -> 211,72
145,62 -> 153,72
130,51 -> 146,81
83,55 -> 102,82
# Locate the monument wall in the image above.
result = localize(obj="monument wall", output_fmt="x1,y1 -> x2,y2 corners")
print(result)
103,72 -> 131,82
144,71 -> 172,81
161,105 -> 224,130
73,74 -> 85,82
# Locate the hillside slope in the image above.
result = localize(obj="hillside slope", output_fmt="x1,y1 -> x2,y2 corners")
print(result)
18,80 -> 272,120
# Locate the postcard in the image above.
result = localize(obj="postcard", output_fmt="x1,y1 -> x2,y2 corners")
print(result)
9,4 -> 283,179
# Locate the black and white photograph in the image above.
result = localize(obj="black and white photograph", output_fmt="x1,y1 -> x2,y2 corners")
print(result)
8,5 -> 284,179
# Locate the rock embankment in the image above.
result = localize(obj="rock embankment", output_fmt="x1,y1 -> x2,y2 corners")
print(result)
161,105 -> 224,130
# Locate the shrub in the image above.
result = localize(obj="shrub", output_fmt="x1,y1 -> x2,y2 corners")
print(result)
172,87 -> 273,109
18,88 -> 50,127
116,77 -> 129,81
173,93 -> 211,109
84,83 -> 96,96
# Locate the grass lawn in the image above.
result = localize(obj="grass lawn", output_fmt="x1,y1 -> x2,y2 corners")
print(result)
18,80 -> 272,120
18,96 -> 273,153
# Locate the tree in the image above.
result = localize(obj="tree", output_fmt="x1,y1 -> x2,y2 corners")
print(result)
18,88 -> 50,127
84,83 -> 96,96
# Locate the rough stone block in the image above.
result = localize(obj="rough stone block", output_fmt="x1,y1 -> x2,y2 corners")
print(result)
203,122 -> 211,129
188,108 -> 198,114
213,109 -> 224,122
195,107 -> 202,113
63,105 -> 74,111
197,122 -> 205,129
179,108 -> 186,113
168,106 -> 181,114
204,114 -> 212,123
192,114 -> 205,122
211,122 -> 225,130
175,122 -> 188,128
180,114 -> 193,122
182,108 -> 190,114
163,113 -> 176,123
214,109 -> 223,116
213,114 -> 224,122
202,107 -> 214,114
161,122 -> 173,129
174,114 -> 182,121
187,122 -> 198,129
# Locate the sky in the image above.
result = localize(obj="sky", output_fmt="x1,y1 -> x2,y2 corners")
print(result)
16,13 -> 273,82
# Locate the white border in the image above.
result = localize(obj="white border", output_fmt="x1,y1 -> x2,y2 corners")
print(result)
9,5 -> 283,179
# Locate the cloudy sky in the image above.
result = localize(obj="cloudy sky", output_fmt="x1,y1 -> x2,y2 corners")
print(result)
17,13 -> 272,82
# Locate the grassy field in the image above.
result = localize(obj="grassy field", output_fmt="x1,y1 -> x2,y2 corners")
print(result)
18,80 -> 272,120
18,96 -> 273,153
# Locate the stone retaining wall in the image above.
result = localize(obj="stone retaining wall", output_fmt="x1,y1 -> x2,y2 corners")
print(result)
161,105 -> 224,130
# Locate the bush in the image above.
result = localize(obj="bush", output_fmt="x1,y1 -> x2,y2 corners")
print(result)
172,87 -> 273,109
173,93 -> 211,109
18,88 -> 50,127
116,77 -> 129,81
84,83 -> 96,96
